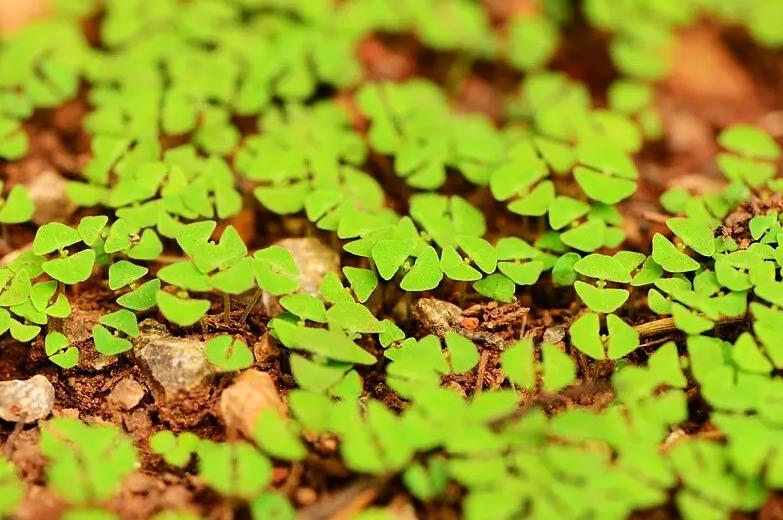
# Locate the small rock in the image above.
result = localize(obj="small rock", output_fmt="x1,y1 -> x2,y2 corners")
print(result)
542,326 -> 567,347
252,332 -> 279,364
262,237 -> 340,316
219,370 -> 286,438
134,320 -> 213,400
108,377 -> 146,410
412,298 -> 463,338
295,487 -> 318,506
26,170 -> 76,225
0,375 -> 55,423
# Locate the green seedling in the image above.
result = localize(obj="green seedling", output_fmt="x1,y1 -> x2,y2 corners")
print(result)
205,335 -> 253,371
45,332 -> 78,369
569,312 -> 640,360
33,222 -> 97,285
717,124 -> 781,188
501,338 -> 575,392
0,183 -> 33,225
40,418 -> 137,506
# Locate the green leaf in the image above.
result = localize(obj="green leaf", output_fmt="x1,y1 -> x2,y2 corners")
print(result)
372,239 -> 417,281
326,302 -> 383,334
400,246 -> 443,292
441,247 -> 482,281
205,335 -> 253,371
77,216 -> 109,247
569,312 -> 603,360
149,430 -> 199,468
573,168 -> 637,204
573,253 -> 632,282
253,246 -> 300,296
651,233 -> 700,273
253,409 -> 306,461
210,258 -> 255,295
272,319 -> 376,365
156,291 -> 210,327
473,273 -> 515,303
92,324 -> 133,356
33,222 -> 80,255
606,313 -> 639,359
445,332 -> 480,374
343,267 -> 378,303
548,196 -> 591,230
457,236 -> 497,274
574,281 -> 629,313
666,218 -> 715,257
280,294 -> 327,323
108,261 -> 148,290
560,219 -> 605,252
9,319 -> 40,342
43,250 -> 96,285
0,185 -> 34,223
497,261 -> 544,286
103,218 -> 134,254
500,339 -> 536,388
157,261 -> 211,292
45,331 -> 78,369
99,309 -> 139,338
540,342 -> 576,391
117,279 -> 161,311
127,229 -> 163,260
718,124 -> 781,160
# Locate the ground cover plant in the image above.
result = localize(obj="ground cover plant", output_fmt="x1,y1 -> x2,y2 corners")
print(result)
2,0 -> 783,518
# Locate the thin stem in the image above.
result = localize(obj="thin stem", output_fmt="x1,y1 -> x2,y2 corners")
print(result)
223,293 -> 231,323
241,287 -> 264,323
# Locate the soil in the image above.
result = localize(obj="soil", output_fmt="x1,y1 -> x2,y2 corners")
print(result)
1,4 -> 783,519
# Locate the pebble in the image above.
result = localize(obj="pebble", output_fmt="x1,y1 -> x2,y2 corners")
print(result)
542,326 -> 567,347
134,320 -> 213,400
252,332 -> 279,363
108,377 -> 146,410
219,369 -> 286,438
262,238 -> 340,316
412,298 -> 463,338
0,375 -> 55,423
26,170 -> 76,225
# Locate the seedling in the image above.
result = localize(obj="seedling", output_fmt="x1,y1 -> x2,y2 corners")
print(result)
205,335 -> 253,371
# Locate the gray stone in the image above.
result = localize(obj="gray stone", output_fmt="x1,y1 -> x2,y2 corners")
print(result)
26,170 -> 76,225
108,377 -> 146,410
412,298 -> 463,337
134,320 -> 213,400
219,370 -> 286,438
542,326 -> 567,346
0,375 -> 54,423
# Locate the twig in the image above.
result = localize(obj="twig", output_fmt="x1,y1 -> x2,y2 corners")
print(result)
298,476 -> 390,520
223,293 -> 231,324
474,349 -> 489,394
634,315 -> 746,338
240,287 -> 264,323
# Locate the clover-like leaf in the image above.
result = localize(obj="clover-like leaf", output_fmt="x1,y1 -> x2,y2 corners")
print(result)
108,260 -> 148,290
156,291 -> 210,327
400,246 -> 443,292
99,309 -> 139,338
33,222 -> 80,255
117,278 -> 161,311
666,218 -> 715,257
573,253 -> 632,283
445,332 -> 480,374
343,267 -> 378,303
92,324 -> 133,356
43,250 -> 96,285
0,185 -> 34,224
253,246 -> 300,296
651,233 -> 700,273
574,281 -> 629,313
205,335 -> 253,371
45,331 -> 78,369
326,302 -> 383,335
473,273 -> 515,303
